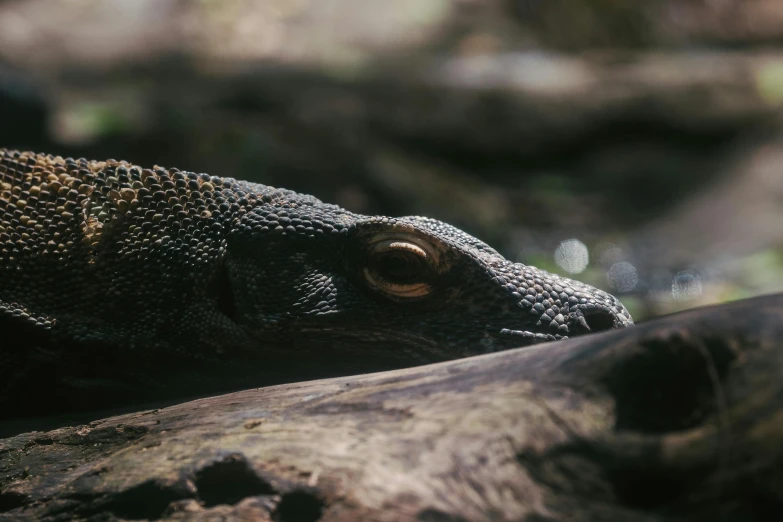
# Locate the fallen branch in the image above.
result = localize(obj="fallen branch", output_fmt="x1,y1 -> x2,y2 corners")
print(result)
2,294 -> 782,521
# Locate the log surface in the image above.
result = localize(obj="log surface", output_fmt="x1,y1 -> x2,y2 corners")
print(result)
1,294 -> 782,521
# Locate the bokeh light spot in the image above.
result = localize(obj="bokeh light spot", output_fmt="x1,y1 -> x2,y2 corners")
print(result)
607,261 -> 638,293
672,271 -> 703,300
554,239 -> 589,274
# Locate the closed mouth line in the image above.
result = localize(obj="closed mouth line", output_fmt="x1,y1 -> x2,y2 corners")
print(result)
499,329 -> 567,341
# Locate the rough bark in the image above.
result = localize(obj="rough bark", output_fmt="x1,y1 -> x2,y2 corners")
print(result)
1,294 -> 782,521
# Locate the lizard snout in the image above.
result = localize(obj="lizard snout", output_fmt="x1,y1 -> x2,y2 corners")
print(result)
495,261 -> 634,341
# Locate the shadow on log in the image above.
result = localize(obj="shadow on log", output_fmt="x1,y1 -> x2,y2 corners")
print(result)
1,294 -> 782,521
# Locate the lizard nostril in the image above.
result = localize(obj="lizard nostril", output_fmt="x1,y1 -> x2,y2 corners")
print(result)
583,310 -> 616,333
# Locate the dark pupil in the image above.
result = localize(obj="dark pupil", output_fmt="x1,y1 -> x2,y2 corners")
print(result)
375,252 -> 421,282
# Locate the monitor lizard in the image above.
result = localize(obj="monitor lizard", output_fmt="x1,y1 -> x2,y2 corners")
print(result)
0,148 -> 632,417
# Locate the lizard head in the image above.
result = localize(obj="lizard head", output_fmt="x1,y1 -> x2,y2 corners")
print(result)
225,197 -> 633,366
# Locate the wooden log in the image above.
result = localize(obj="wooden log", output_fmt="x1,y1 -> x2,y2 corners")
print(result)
1,294 -> 782,521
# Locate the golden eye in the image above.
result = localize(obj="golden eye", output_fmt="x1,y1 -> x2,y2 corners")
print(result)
363,240 -> 434,298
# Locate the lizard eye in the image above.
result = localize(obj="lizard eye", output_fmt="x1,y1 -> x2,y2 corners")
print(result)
363,239 -> 434,298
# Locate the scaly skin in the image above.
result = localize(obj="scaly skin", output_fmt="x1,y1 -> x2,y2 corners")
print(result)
0,149 -> 632,417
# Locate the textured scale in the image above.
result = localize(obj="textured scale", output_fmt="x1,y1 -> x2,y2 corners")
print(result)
0,149 -> 633,417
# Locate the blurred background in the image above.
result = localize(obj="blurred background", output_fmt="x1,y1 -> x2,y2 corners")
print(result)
1,0 -> 782,321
